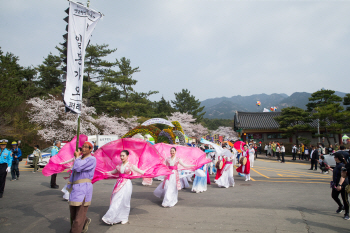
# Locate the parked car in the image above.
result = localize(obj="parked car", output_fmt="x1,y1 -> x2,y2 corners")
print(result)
323,150 -> 350,168
323,153 -> 336,168
26,146 -> 53,167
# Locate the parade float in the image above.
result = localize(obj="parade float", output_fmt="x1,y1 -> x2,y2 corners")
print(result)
122,118 -> 187,145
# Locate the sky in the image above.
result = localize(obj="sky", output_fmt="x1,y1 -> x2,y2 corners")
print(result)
1,0 -> 350,102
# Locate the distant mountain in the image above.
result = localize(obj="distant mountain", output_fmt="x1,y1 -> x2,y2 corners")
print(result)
201,91 -> 347,119
277,92 -> 311,110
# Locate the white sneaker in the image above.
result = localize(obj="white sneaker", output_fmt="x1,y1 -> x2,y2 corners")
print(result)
325,171 -> 329,174
121,221 -> 128,224
245,179 -> 248,181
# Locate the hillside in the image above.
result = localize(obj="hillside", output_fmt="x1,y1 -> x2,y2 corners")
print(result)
201,91 -> 347,119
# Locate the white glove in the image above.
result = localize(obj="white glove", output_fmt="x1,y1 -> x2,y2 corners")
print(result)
6,167 -> 11,172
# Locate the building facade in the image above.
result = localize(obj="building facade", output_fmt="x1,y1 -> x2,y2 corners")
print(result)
234,111 -> 341,146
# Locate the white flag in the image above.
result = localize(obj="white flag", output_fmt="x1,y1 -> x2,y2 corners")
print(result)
64,1 -> 102,114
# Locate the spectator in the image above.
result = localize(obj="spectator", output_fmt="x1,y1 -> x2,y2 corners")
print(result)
334,145 -> 350,164
297,145 -> 302,160
329,154 -> 349,219
280,143 -> 285,163
258,141 -> 262,154
304,146 -> 309,161
328,144 -> 334,154
335,143 -> 339,151
271,141 -> 276,157
264,144 -> 268,157
276,144 -> 280,161
50,141 -> 61,189
308,145 -> 319,171
254,144 -> 258,158
319,155 -> 329,174
292,144 -> 297,161
301,143 -> 305,160
32,145 -> 42,173
93,142 -> 99,152
10,141 -> 22,181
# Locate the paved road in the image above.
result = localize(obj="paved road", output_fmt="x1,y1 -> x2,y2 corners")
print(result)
0,159 -> 348,233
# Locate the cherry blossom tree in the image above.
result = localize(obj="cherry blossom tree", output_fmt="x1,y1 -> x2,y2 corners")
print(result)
211,126 -> 238,141
27,95 -> 98,142
94,114 -> 139,137
167,112 -> 208,138
27,95 -> 139,142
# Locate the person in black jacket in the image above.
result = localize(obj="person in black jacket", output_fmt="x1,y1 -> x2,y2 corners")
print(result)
329,153 -> 349,219
308,145 -> 319,171
334,145 -> 350,164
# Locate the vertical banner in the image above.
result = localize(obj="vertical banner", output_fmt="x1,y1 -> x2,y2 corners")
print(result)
64,1 -> 103,114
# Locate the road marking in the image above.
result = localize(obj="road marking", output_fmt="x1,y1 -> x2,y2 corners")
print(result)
277,174 -> 300,178
257,160 -> 309,166
252,180 -> 328,184
251,168 -> 270,179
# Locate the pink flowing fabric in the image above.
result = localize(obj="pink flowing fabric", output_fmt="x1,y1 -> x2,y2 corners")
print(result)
233,141 -> 246,151
92,138 -> 172,184
154,143 -> 211,171
42,135 -> 88,176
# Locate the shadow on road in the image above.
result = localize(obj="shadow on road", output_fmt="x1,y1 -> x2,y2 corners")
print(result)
35,190 -> 62,197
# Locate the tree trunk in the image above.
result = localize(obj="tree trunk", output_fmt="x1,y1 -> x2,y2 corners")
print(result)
325,127 -> 331,146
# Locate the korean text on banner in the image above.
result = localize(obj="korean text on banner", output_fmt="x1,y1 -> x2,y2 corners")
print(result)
64,1 -> 102,114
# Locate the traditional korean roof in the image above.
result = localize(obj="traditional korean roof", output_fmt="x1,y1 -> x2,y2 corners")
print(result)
234,111 -> 320,130
234,111 -> 281,130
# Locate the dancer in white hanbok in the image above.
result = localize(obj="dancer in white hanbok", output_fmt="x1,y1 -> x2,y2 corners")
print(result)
179,170 -> 190,189
192,164 -> 207,193
102,150 -> 145,225
249,144 -> 255,168
154,147 -> 193,207
216,148 -> 235,188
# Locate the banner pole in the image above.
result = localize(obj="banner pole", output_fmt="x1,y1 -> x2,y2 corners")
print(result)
76,115 -> 81,151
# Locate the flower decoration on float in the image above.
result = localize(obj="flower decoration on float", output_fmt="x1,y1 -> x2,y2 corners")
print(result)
158,130 -> 174,144
173,130 -> 186,145
122,125 -> 161,142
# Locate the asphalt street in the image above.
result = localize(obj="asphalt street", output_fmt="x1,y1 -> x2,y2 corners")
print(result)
0,158 -> 349,233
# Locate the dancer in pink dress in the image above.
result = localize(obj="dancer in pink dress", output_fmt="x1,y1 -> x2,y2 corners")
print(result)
154,147 -> 193,207
102,150 -> 146,225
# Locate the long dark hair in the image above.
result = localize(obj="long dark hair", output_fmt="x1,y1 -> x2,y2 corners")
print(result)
335,153 -> 347,164
121,150 -> 129,156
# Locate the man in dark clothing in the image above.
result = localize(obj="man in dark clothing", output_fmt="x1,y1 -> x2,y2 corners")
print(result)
330,153 -> 349,219
308,145 -> 319,170
93,142 -> 98,152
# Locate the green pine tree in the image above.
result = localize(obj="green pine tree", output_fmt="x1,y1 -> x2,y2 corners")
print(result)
171,89 -> 205,122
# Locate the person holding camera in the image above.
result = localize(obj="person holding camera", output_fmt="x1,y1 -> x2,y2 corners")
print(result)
329,153 -> 349,220
10,141 -> 22,181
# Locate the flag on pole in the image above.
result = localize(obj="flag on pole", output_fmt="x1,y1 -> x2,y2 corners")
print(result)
63,1 -> 103,114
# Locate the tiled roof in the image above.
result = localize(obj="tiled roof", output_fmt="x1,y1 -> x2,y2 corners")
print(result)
234,111 -> 320,130
234,112 -> 281,129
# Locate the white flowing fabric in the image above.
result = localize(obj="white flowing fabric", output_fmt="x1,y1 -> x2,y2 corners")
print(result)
154,171 -> 178,207
216,164 -> 235,188
191,165 -> 207,193
249,148 -> 255,168
102,179 -> 132,224
61,184 -> 69,200
180,177 -> 190,189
